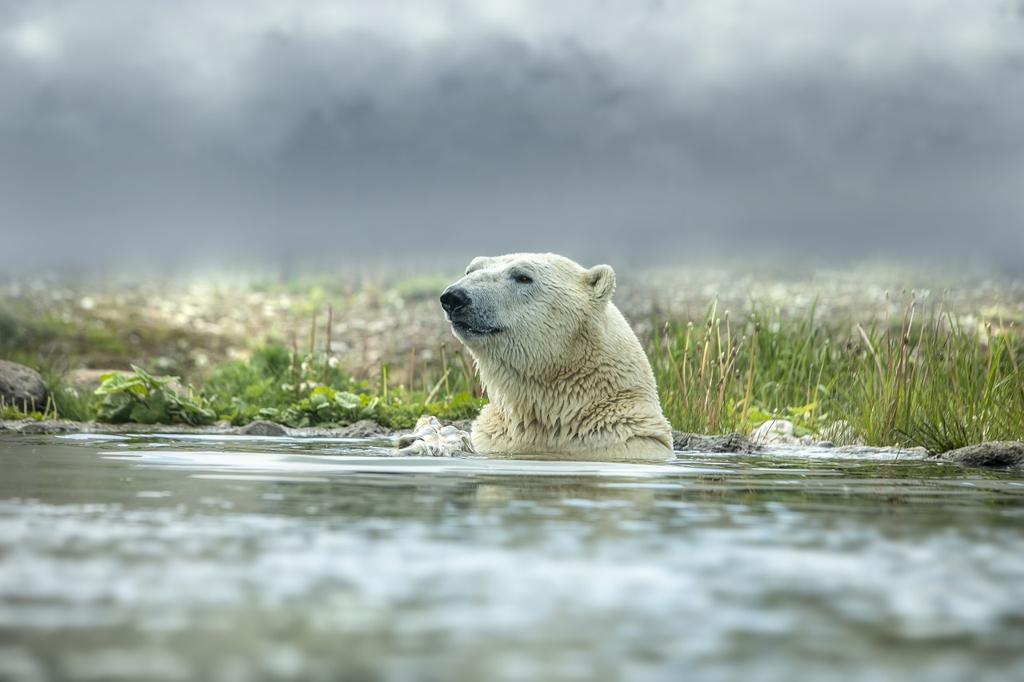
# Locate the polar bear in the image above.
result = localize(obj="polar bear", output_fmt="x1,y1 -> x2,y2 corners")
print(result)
397,253 -> 674,461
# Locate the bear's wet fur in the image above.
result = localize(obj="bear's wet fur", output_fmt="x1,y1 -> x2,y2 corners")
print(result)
442,253 -> 673,461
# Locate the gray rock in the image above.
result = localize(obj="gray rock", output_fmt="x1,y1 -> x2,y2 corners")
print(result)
0,360 -> 49,412
935,441 -> 1024,469
673,431 -> 761,454
337,419 -> 390,438
238,420 -> 289,437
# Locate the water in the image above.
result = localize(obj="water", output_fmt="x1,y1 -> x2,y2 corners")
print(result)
1,434 -> 1023,682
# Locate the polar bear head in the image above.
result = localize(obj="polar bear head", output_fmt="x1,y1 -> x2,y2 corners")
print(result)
440,253 -> 616,370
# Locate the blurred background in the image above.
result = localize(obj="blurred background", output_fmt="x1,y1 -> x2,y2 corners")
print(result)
2,0 -> 1023,273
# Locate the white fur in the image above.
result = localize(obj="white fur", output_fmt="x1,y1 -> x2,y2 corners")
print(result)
440,253 -> 673,462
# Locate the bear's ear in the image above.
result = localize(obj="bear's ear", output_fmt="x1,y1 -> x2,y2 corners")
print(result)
466,257 -> 491,275
585,264 -> 616,303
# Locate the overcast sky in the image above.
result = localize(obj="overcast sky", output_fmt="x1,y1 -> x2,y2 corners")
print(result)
2,0 -> 1023,271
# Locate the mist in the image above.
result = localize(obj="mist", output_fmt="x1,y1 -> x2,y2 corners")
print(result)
2,0 -> 1024,272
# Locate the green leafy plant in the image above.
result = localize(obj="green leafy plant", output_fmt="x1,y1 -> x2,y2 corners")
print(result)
202,344 -> 366,425
272,386 -> 374,427
197,343 -> 484,429
94,366 -> 216,425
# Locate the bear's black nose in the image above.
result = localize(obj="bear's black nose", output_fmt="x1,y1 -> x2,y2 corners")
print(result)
440,287 -> 471,314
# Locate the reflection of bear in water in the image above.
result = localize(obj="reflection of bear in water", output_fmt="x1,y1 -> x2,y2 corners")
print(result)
398,253 -> 672,461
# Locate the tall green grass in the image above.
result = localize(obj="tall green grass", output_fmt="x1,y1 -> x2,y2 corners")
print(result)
649,301 -> 1024,452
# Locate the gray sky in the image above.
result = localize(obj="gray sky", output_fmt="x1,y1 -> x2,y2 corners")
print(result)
2,0 -> 1023,271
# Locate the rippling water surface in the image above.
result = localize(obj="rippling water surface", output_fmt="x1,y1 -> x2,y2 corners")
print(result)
1,434 -> 1023,681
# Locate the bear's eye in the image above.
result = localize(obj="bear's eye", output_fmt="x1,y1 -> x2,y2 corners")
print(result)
512,273 -> 533,285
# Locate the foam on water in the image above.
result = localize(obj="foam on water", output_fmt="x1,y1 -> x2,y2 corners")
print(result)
101,448 -> 714,477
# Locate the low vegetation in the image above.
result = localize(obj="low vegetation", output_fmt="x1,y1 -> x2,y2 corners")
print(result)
649,299 -> 1024,452
4,289 -> 1023,452
60,344 -> 483,430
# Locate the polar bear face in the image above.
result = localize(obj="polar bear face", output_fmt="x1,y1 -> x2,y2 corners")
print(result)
440,253 -> 616,369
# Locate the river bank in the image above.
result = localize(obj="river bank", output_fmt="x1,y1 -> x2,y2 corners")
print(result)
3,263 -> 1023,456
4,418 -> 1023,472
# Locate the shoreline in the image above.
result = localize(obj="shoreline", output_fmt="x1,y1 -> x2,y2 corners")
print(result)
4,418 -> 1021,471
0,417 -> 397,439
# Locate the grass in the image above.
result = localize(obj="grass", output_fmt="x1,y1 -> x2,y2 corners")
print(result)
3,293 -> 1022,453
649,299 -> 1024,451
